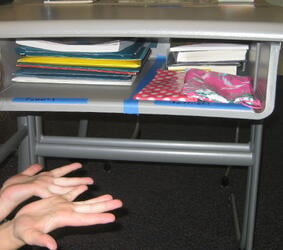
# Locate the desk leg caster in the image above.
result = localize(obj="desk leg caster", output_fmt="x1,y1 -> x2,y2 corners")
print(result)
104,161 -> 112,172
221,175 -> 230,187
221,166 -> 231,188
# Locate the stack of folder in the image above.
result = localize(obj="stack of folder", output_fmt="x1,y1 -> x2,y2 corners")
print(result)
12,39 -> 151,86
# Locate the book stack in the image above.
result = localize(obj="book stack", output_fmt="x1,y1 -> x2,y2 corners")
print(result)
13,39 -> 151,86
167,42 -> 249,75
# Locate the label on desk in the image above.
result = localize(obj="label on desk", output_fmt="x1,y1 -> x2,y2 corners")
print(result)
12,97 -> 88,104
154,101 -> 251,110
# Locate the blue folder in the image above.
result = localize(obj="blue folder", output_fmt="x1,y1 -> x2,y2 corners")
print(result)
14,68 -> 133,80
16,41 -> 150,60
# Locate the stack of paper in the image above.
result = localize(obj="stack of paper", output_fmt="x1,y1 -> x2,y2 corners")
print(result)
167,42 -> 249,75
13,39 -> 151,86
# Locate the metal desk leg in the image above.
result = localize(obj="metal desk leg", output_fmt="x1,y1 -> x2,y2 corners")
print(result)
17,115 -> 44,171
240,122 -> 263,250
78,119 -> 88,137
246,123 -> 263,250
35,115 -> 44,166
240,165 -> 252,249
0,125 -> 27,164
17,116 -> 31,171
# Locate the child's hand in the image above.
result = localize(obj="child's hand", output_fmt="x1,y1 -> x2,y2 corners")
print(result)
1,186 -> 122,250
0,162 -> 94,220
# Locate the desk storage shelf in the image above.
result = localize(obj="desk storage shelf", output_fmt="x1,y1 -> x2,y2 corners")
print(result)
0,38 -> 281,120
0,1 -> 282,120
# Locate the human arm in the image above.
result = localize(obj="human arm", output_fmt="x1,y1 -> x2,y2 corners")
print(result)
0,185 -> 123,250
0,162 -> 94,220
0,220 -> 24,250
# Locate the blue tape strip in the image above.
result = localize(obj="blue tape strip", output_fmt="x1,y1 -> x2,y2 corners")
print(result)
152,4 -> 181,7
154,101 -> 251,110
123,56 -> 166,114
12,97 -> 88,104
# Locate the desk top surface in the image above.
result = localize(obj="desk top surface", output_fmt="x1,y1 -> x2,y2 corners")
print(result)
0,0 -> 283,41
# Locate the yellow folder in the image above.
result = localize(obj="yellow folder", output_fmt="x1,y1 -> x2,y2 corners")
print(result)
17,56 -> 142,69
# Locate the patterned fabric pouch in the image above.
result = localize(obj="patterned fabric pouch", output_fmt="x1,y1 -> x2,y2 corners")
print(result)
134,69 -> 198,102
182,68 -> 262,109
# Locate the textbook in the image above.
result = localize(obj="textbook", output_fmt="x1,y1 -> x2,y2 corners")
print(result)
217,0 -> 253,3
167,52 -> 243,75
170,43 -> 249,63
167,64 -> 238,75
167,53 -> 242,74
172,49 -> 248,63
170,42 -> 249,52
16,39 -> 135,53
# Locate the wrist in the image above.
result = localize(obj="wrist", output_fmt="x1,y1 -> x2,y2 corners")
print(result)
0,192 -> 10,221
0,220 -> 25,250
0,191 -> 15,221
0,185 -> 34,220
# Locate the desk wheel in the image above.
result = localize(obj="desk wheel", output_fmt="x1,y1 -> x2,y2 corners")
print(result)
104,161 -> 112,172
221,176 -> 230,187
221,166 -> 231,188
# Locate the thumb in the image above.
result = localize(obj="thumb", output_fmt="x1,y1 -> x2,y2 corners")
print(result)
26,230 -> 57,250
21,164 -> 43,176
